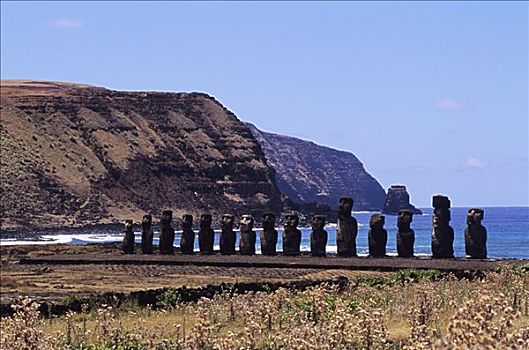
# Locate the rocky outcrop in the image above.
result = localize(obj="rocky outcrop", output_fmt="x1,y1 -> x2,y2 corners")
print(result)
246,123 -> 386,211
0,80 -> 284,229
382,185 -> 422,215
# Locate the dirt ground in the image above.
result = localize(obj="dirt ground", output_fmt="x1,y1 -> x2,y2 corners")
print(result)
0,244 -> 381,305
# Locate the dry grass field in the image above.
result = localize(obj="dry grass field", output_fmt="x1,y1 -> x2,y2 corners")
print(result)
2,264 -> 528,349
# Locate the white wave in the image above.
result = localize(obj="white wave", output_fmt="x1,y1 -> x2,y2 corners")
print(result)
323,223 -> 364,228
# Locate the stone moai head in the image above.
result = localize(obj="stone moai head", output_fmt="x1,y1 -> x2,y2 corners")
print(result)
467,208 -> 484,226
200,214 -> 212,229
240,215 -> 254,231
432,195 -> 451,228
433,209 -> 451,227
338,197 -> 353,217
284,213 -> 300,230
161,210 -> 173,224
221,214 -> 234,230
182,214 -> 193,229
124,219 -> 133,231
262,212 -> 276,230
311,215 -> 326,231
142,214 -> 152,226
370,214 -> 385,230
397,210 -> 413,225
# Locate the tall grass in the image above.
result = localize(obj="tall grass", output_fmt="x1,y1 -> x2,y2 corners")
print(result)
1,268 -> 528,349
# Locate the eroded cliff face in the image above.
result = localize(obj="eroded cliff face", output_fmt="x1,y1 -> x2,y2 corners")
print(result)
0,80 -> 283,229
382,185 -> 422,215
246,123 -> 386,211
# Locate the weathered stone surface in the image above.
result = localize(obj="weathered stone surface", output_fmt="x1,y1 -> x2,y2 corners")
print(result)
396,209 -> 415,257
431,195 -> 454,258
368,214 -> 387,257
432,195 -> 451,209
246,123 -> 386,211
239,215 -> 256,255
159,210 -> 175,255
465,208 -> 487,259
260,212 -> 278,256
122,219 -> 135,254
382,185 -> 422,215
198,214 -> 214,255
282,213 -> 302,256
336,197 -> 358,257
180,214 -> 195,254
220,214 -> 236,255
310,215 -> 327,257
0,80 -> 284,229
140,215 -> 153,254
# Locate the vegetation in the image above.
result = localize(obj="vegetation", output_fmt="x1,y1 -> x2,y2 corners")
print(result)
1,268 -> 528,349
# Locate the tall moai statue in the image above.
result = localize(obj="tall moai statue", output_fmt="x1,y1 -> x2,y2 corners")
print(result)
260,212 -> 278,256
283,213 -> 302,256
159,210 -> 175,254
368,214 -> 387,257
141,214 -> 154,254
199,214 -> 214,254
336,197 -> 358,257
220,214 -> 236,255
465,208 -> 487,259
122,219 -> 135,254
310,215 -> 328,257
239,215 -> 256,255
431,195 -> 454,258
180,214 -> 195,254
396,209 -> 415,257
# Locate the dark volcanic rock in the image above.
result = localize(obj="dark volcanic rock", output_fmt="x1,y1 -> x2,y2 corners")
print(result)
246,123 -> 386,211
382,185 -> 422,215
465,208 -> 487,259
0,80 -> 284,229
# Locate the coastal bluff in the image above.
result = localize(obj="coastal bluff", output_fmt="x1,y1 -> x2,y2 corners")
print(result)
246,123 -> 386,211
382,185 -> 422,215
0,80 -> 284,229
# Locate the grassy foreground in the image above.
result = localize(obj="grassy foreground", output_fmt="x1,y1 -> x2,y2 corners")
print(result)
1,268 -> 528,350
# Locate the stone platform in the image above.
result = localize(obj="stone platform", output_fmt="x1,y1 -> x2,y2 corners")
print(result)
19,253 -> 525,272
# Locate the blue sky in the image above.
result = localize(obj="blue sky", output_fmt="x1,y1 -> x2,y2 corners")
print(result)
1,2 -> 528,207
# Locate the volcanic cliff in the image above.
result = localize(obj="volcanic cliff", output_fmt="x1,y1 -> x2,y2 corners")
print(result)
0,80 -> 285,229
246,123 -> 386,211
382,185 -> 422,215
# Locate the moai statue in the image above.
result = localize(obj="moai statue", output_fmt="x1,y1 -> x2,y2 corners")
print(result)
283,213 -> 302,256
199,214 -> 214,254
368,214 -> 387,257
310,215 -> 328,257
141,214 -> 154,254
336,197 -> 358,257
396,209 -> 415,257
239,215 -> 256,255
431,195 -> 454,258
465,208 -> 487,259
220,214 -> 236,255
159,210 -> 175,254
180,214 -> 195,254
122,219 -> 135,254
260,212 -> 278,256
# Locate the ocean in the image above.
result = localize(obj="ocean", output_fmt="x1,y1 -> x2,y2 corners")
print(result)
1,207 -> 528,259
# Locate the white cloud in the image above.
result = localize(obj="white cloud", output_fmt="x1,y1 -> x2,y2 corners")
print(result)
465,156 -> 485,168
435,98 -> 467,111
46,18 -> 83,28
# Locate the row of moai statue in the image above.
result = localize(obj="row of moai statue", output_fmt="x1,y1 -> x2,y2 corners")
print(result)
366,195 -> 487,258
123,210 -> 329,257
123,195 -> 487,259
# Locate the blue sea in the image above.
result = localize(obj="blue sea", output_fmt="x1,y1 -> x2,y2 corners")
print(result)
1,207 -> 528,259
